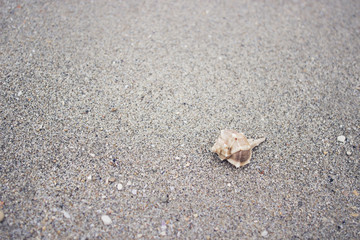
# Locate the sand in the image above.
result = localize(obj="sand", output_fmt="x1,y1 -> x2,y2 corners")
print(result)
1,0 -> 359,239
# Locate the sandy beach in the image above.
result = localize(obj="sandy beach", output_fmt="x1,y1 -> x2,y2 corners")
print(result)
1,0 -> 359,239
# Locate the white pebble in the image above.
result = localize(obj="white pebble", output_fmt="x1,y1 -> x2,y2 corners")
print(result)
63,211 -> 70,219
346,151 -> 352,156
160,222 -> 167,236
101,215 -> 112,225
90,153 -> 95,157
261,230 -> 268,237
161,224 -> 167,230
117,183 -> 123,190
87,175 -> 92,181
337,135 -> 346,143
127,181 -> 132,186
131,189 -> 137,195
17,91 -> 23,96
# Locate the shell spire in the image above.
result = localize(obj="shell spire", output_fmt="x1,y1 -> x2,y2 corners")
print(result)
211,129 -> 265,168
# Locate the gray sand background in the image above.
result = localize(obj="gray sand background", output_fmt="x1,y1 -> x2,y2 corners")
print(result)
1,0 -> 359,239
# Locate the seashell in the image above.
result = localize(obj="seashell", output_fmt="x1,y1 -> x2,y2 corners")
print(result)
211,129 -> 265,168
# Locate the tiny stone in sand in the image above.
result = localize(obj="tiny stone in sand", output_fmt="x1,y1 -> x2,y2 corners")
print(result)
63,211 -> 71,219
101,215 -> 112,225
0,211 -> 4,222
337,135 -> 346,143
160,194 -> 169,203
261,230 -> 268,237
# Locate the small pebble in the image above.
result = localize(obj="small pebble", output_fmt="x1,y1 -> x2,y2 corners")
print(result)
127,181 -> 132,186
90,153 -> 95,157
117,183 -> 123,190
160,194 -> 169,203
108,177 -> 116,183
0,211 -> 4,222
101,215 -> 112,225
337,135 -> 346,143
160,221 -> 167,236
346,151 -> 352,156
87,175 -> 92,181
63,211 -> 70,219
131,189 -> 137,195
261,230 -> 268,237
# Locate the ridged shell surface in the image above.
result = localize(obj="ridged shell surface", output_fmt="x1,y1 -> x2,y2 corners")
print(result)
211,129 -> 265,168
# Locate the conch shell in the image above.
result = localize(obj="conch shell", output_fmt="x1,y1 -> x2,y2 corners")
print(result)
211,129 -> 265,168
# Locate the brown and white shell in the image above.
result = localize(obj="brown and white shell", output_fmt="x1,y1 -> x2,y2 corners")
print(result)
211,129 -> 265,168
